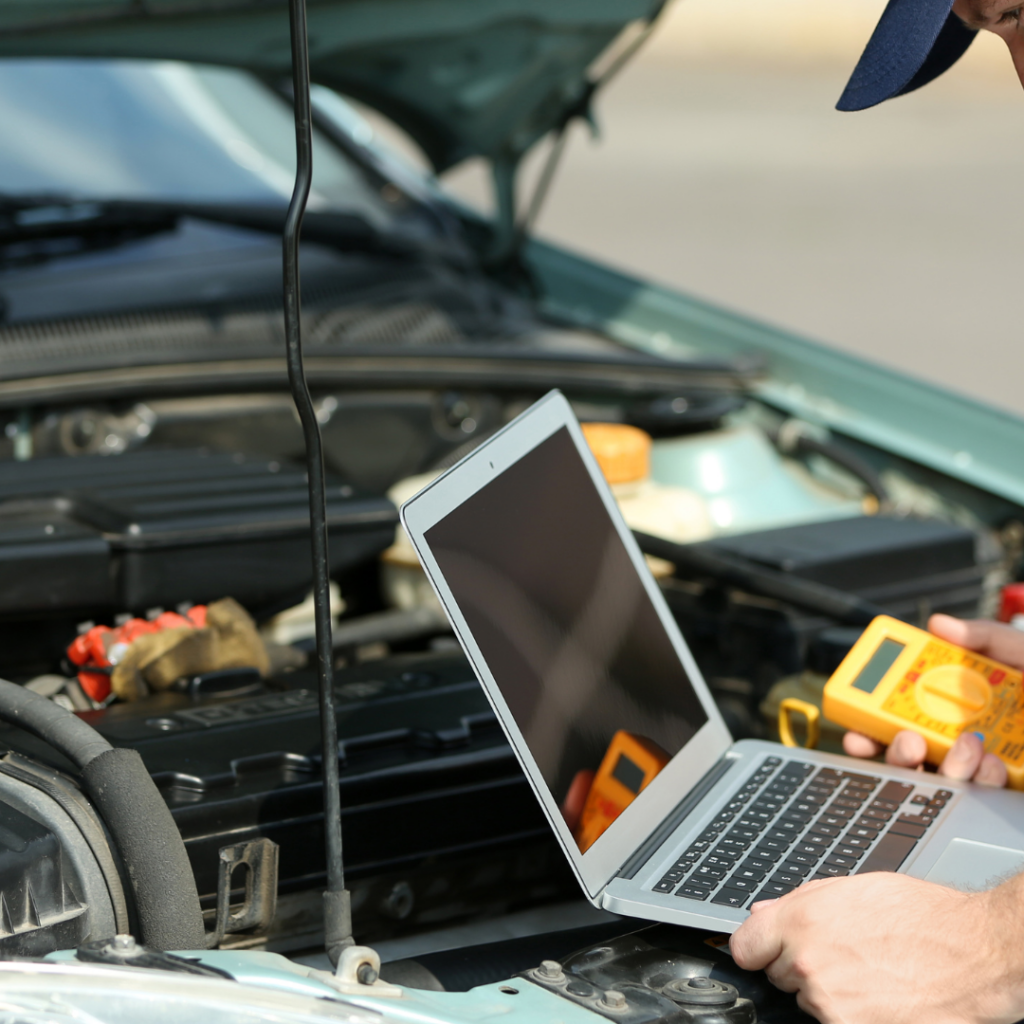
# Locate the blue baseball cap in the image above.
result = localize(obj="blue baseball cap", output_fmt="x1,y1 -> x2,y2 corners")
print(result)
838,0 -> 978,111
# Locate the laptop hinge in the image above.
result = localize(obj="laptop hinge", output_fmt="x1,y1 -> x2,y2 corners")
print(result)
616,754 -> 737,881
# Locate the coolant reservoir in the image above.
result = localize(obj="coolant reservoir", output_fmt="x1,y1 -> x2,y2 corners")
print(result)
581,423 -> 712,546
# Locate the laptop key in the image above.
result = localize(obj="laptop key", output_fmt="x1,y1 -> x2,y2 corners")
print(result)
742,856 -> 777,873
840,835 -> 872,849
833,845 -> 865,860
787,848 -> 821,867
711,888 -> 750,908
736,817 -> 767,832
703,855 -> 735,870
711,846 -> 740,863
858,831 -> 919,874
654,878 -> 677,893
816,814 -> 848,829
733,865 -> 768,883
815,862 -> 850,877
778,860 -> 812,878
889,821 -> 927,840
727,827 -> 760,843
789,800 -> 819,815
870,799 -> 899,813
804,833 -> 834,848
854,816 -> 887,831
770,870 -> 804,887
847,826 -> 880,842
723,875 -> 759,892
775,820 -> 803,834
764,829 -> 796,845
861,808 -> 892,823
757,881 -> 795,899
896,813 -> 934,828
798,792 -> 828,806
719,837 -> 751,852
782,810 -> 813,825
684,874 -> 716,890
825,853 -> 859,870
694,864 -> 727,881
876,780 -> 914,804
678,885 -> 713,901
809,823 -> 842,839
751,845 -> 784,862
833,797 -> 863,810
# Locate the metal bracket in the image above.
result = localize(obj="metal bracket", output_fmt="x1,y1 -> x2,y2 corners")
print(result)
205,838 -> 279,949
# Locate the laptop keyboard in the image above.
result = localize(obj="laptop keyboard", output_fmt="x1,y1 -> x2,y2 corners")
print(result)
651,757 -> 952,909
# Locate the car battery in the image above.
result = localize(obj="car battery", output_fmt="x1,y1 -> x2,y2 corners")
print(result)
0,448 -> 397,616
659,516 -> 993,739
44,650 -> 572,949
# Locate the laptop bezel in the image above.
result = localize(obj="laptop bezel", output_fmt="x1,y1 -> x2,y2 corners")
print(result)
400,390 -> 734,899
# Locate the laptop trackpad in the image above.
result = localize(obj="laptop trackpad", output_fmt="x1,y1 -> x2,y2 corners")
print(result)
924,838 -> 1024,891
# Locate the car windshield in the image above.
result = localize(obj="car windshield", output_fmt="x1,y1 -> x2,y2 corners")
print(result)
0,58 -> 393,225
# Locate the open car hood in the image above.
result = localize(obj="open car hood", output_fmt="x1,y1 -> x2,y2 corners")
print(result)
0,0 -> 663,172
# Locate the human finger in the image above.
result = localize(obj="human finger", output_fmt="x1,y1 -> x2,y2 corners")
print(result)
729,901 -> 784,972
885,729 -> 927,768
938,731 -> 985,781
973,752 -> 1008,788
929,614 -> 1024,669
843,731 -> 884,758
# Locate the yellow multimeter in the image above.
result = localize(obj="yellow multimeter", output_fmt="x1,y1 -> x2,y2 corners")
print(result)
823,615 -> 1024,790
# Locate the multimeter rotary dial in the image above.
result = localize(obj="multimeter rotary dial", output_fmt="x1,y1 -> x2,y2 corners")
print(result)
914,665 -> 992,725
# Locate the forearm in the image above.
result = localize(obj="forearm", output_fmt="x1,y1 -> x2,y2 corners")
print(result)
973,872 -> 1024,1021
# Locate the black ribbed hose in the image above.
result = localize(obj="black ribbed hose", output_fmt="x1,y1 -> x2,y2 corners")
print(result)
0,678 -> 204,950
283,0 -> 352,965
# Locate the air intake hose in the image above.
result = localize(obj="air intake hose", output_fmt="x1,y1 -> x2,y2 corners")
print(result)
0,678 -> 205,950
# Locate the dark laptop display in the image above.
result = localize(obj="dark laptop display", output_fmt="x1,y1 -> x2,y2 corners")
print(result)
426,426 -> 708,850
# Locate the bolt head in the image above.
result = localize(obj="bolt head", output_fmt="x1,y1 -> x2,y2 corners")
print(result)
113,935 -> 136,951
602,990 -> 627,1009
537,960 -> 564,980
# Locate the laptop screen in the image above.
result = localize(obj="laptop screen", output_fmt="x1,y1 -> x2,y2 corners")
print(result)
425,426 -> 708,853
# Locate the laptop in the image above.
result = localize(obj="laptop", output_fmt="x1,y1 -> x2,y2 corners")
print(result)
400,390 -> 1024,930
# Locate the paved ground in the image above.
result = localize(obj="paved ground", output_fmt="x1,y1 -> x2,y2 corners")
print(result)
442,3 -> 1024,416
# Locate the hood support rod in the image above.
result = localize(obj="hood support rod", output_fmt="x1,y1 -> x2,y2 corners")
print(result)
284,0 -> 353,965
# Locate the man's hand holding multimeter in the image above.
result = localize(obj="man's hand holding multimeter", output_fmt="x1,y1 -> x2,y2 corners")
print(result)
832,613 -> 1024,788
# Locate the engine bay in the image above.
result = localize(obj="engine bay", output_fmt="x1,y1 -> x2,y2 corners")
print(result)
0,374 -> 1018,961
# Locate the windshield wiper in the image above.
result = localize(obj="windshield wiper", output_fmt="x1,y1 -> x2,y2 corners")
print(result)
0,195 -> 463,269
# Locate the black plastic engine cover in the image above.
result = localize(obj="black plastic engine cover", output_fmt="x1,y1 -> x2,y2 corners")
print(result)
64,650 -> 572,945
0,449 -> 397,613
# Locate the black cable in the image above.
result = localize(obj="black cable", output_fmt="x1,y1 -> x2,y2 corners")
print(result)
767,424 -> 892,511
0,676 -> 112,769
283,0 -> 352,963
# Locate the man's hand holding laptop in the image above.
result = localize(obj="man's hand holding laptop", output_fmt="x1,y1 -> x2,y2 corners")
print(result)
731,614 -> 1024,1023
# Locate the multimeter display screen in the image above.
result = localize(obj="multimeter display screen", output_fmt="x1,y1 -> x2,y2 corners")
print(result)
853,638 -> 906,694
426,426 -> 708,850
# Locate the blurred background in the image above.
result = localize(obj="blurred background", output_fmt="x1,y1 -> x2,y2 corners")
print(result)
437,0 -> 1024,415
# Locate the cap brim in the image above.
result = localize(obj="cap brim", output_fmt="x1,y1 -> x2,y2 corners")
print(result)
837,0 -> 977,111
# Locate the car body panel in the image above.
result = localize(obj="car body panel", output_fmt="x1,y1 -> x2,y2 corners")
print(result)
0,0 -> 662,172
529,239 -> 1024,511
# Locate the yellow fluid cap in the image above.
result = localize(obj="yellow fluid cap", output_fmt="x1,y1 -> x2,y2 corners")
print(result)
581,422 -> 651,484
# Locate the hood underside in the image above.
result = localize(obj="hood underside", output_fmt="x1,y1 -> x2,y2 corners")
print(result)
0,0 -> 664,172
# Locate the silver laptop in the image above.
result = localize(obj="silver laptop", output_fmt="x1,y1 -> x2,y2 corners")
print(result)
400,390 -> 1024,931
